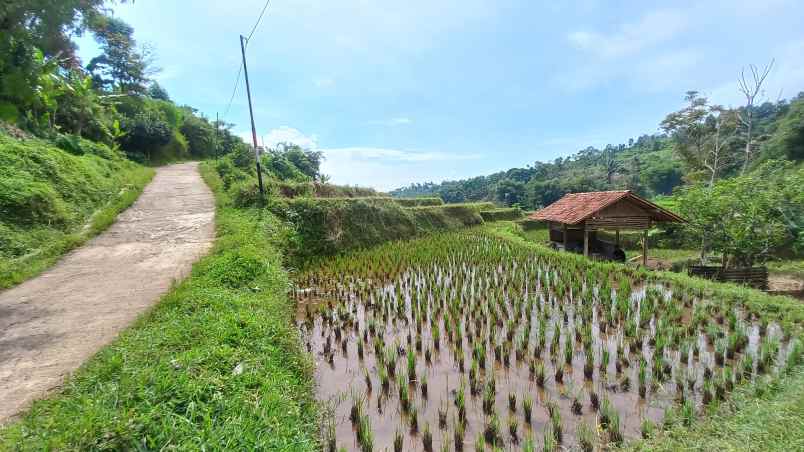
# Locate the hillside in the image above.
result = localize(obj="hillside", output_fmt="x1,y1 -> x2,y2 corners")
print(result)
391,93 -> 803,211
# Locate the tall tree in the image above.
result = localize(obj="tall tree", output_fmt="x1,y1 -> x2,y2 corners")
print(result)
86,15 -> 151,93
661,92 -> 738,187
737,60 -> 774,173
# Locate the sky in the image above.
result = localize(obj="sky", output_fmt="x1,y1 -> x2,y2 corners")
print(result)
77,0 -> 804,191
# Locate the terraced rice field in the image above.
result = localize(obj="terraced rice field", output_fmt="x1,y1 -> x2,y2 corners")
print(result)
294,231 -> 801,451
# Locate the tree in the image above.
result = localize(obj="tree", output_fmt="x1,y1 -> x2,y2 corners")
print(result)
737,60 -> 774,173
677,162 -> 797,268
661,92 -> 739,187
147,82 -> 170,101
86,15 -> 151,93
600,146 -> 622,186
493,179 -> 525,206
180,114 -> 215,157
763,96 -> 804,161
119,109 -> 171,161
277,143 -> 324,180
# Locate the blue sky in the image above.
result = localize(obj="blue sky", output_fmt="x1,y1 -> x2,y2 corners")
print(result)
78,0 -> 804,190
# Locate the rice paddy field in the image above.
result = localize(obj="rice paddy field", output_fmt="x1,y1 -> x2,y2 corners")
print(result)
294,229 -> 802,452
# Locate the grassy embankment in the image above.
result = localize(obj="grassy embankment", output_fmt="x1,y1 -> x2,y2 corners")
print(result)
487,220 -> 804,451
0,133 -> 154,288
0,162 -> 317,450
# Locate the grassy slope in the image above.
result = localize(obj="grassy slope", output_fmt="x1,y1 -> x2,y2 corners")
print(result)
625,367 -> 804,451
0,134 -> 154,288
0,163 -> 316,451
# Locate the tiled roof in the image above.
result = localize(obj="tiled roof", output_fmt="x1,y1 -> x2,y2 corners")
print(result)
528,190 -> 684,224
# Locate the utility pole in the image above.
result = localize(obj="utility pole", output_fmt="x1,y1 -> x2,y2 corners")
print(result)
214,111 -> 219,159
239,34 -> 265,197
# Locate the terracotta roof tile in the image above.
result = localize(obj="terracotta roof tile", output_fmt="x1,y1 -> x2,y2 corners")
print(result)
528,190 -> 684,224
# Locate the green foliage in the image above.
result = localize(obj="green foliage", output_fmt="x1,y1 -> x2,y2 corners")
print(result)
0,131 -> 152,288
393,197 -> 443,207
480,208 -> 523,222
677,161 -> 802,267
390,135 -> 679,207
86,14 -> 149,94
0,163 -> 317,449
270,198 -> 485,263
762,95 -> 804,161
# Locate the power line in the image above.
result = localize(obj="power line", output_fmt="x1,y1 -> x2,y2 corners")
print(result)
223,62 -> 243,119
245,0 -> 271,43
222,0 -> 272,121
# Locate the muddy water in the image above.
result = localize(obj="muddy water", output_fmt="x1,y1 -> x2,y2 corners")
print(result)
296,261 -> 790,451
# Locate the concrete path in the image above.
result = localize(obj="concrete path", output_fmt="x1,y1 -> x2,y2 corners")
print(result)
0,162 -> 215,424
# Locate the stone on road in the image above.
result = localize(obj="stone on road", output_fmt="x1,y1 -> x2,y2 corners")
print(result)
0,162 -> 215,424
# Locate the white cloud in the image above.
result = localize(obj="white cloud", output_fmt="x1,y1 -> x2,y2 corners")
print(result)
260,126 -> 318,149
367,117 -> 413,126
568,9 -> 688,59
254,126 -> 481,190
320,147 -> 483,191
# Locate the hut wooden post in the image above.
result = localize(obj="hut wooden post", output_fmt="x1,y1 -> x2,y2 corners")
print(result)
642,229 -> 648,266
615,230 -> 620,247
583,227 -> 589,257
563,224 -> 568,250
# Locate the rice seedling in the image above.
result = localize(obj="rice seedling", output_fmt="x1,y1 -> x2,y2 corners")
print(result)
475,432 -> 485,452
522,435 -> 535,452
550,406 -> 563,444
641,418 -> 655,439
523,395 -> 533,424
409,405 -> 419,433
423,422 -> 433,452
394,429 -> 403,452
484,413 -> 502,446
508,415 -> 519,443
454,417 -> 466,451
297,230 -> 797,450
543,424 -> 557,452
577,421 -> 596,452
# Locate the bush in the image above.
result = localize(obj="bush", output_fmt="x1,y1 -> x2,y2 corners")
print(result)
229,180 -> 272,208
270,199 -> 486,263
480,207 -> 523,222
393,197 -> 444,207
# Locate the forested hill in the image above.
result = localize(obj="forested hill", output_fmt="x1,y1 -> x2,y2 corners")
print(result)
391,92 -> 804,210
391,134 -> 680,208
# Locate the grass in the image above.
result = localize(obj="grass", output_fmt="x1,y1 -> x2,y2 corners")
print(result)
767,258 -> 804,279
0,162 -> 317,450
623,367 -> 804,451
0,134 -> 154,288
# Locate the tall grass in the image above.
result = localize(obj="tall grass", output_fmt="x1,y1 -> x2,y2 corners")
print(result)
0,134 -> 154,288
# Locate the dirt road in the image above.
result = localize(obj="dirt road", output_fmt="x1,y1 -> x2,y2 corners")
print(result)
0,162 -> 215,424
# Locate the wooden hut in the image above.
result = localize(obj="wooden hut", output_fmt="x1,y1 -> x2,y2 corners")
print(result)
528,190 -> 684,265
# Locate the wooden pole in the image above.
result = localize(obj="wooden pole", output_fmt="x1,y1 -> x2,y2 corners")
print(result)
642,229 -> 648,266
583,227 -> 589,257
563,224 -> 568,250
615,229 -> 620,247
240,34 -> 265,198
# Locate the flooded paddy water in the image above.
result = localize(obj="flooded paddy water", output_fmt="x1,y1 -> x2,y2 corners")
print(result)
294,234 -> 796,451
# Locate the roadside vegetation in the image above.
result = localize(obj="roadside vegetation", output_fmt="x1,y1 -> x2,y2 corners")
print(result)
0,132 -> 153,288
0,163 -> 317,451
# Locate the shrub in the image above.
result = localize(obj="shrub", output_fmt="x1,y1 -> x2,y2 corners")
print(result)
393,197 -> 444,207
479,208 -> 523,222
